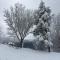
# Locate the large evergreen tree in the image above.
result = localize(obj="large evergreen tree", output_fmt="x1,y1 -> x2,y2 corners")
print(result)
33,1 -> 52,51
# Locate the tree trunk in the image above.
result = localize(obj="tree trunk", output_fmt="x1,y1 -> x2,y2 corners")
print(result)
20,37 -> 24,48
48,46 -> 50,52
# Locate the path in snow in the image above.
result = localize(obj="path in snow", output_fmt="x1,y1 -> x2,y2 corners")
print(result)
0,44 -> 60,60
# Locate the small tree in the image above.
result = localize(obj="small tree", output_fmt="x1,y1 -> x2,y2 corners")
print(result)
33,1 -> 52,52
4,3 -> 34,47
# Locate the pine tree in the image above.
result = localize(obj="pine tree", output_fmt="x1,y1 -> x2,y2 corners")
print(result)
33,1 -> 52,51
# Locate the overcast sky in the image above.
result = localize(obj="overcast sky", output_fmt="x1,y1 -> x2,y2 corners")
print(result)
0,0 -> 60,35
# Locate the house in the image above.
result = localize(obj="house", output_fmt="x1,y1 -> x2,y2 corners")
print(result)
23,33 -> 37,49
23,32 -> 44,50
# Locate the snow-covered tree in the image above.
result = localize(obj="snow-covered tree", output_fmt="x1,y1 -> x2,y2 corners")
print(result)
53,14 -> 60,52
4,3 -> 34,48
33,1 -> 52,51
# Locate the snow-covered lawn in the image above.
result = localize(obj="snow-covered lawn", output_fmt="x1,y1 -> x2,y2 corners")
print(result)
0,44 -> 60,60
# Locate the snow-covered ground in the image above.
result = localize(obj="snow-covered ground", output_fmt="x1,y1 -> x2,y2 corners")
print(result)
0,44 -> 60,60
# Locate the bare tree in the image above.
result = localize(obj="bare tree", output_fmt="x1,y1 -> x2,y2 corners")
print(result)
4,3 -> 34,47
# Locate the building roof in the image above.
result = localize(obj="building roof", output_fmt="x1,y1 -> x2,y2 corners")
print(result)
24,33 -> 36,41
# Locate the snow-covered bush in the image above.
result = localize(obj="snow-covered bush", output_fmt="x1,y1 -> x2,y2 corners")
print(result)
33,39 -> 53,50
8,42 -> 15,46
33,35 -> 45,50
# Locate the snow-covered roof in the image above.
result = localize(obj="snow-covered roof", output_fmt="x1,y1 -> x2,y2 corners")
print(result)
24,33 -> 44,42
24,33 -> 36,41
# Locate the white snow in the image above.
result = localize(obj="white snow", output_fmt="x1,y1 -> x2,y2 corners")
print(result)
28,25 -> 37,33
44,40 -> 52,46
24,33 -> 36,41
0,44 -> 60,60
24,33 -> 43,42
36,35 -> 44,41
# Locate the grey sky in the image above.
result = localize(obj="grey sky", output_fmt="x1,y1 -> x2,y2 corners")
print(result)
0,0 -> 60,35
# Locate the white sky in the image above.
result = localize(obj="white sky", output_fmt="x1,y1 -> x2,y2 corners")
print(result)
0,0 -> 60,35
